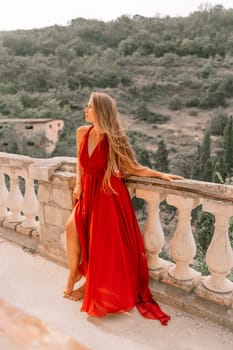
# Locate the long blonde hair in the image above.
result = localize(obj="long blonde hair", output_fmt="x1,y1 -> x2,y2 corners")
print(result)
91,92 -> 142,192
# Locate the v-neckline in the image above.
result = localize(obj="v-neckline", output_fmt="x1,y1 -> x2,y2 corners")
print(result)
87,126 -> 105,159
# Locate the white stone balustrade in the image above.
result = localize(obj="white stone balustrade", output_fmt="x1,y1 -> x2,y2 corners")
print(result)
0,172 -> 9,219
21,177 -> 39,229
0,152 -> 39,233
136,189 -> 169,271
128,176 -> 233,303
202,199 -> 233,293
7,172 -> 24,223
0,153 -> 233,308
166,195 -> 200,281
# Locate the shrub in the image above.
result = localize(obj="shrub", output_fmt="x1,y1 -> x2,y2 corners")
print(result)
188,109 -> 198,116
197,63 -> 215,79
174,152 -> 196,178
168,95 -> 183,110
135,102 -> 169,124
147,112 -> 170,124
185,96 -> 200,108
209,108 -> 228,135
194,211 -> 215,255
200,79 -> 226,108
223,74 -> 233,97
159,53 -> 180,67
169,146 -> 177,153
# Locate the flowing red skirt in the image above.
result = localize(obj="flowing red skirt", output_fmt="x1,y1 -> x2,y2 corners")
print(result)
74,126 -> 170,325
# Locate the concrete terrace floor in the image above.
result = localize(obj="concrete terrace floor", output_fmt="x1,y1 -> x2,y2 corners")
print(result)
1,238 -> 233,350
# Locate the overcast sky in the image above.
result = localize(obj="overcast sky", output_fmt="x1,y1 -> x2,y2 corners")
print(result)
0,0 -> 232,31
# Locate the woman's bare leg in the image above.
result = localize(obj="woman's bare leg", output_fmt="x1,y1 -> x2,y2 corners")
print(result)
63,208 -> 82,297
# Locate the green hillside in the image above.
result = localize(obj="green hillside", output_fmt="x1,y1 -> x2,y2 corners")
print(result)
1,5 -> 233,180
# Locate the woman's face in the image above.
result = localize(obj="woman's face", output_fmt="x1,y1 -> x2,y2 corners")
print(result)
84,99 -> 97,124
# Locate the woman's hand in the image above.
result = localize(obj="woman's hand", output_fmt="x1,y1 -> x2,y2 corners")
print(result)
159,173 -> 184,182
73,183 -> 83,206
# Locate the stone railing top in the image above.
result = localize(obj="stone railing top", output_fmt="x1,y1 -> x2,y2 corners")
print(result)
1,152 -> 233,203
0,152 -> 34,168
126,176 -> 233,203
0,153 -> 76,181
30,157 -> 76,182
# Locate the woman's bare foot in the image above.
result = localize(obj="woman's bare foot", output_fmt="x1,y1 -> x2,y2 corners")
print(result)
63,272 -> 82,297
66,283 -> 86,301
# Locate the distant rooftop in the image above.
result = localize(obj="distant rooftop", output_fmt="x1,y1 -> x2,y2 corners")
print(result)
0,118 -> 59,123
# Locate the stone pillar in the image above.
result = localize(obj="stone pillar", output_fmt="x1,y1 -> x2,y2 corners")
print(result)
202,199 -> 233,293
21,177 -> 39,229
6,173 -> 24,223
166,195 -> 199,281
0,172 -> 9,219
32,160 -> 75,265
136,189 -> 168,270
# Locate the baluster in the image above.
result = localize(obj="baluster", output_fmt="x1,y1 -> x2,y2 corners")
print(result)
7,173 -> 24,223
21,177 -> 39,229
127,185 -> 135,199
202,199 -> 233,293
0,172 -> 9,219
166,195 -> 200,280
136,189 -> 168,270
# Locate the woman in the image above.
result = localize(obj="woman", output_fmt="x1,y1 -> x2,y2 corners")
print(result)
64,92 -> 182,325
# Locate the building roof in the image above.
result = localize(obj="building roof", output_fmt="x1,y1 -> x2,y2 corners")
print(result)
0,118 -> 61,124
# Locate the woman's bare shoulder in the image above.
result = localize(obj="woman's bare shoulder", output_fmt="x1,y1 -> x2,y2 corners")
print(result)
76,125 -> 90,139
77,125 -> 90,134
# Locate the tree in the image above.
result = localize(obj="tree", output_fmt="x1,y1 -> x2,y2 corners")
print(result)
154,139 -> 169,172
191,144 -> 202,180
136,148 -> 152,168
174,152 -> 195,178
200,130 -> 211,176
211,156 -> 226,183
194,210 -> 215,275
192,130 -> 213,181
200,79 -> 226,108
3,34 -> 38,56
223,116 -> 233,176
119,37 -> 138,56
209,108 -> 228,136
195,211 -> 215,254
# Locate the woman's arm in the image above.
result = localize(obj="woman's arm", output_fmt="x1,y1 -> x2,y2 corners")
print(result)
73,126 -> 88,204
126,164 -> 183,182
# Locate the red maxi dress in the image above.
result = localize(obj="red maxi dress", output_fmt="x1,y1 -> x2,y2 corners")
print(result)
74,125 -> 170,326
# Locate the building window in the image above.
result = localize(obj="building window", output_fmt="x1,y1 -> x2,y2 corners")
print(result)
58,123 -> 61,127
25,125 -> 33,130
27,141 -> 35,146
49,124 -> 52,128
3,142 -> 8,146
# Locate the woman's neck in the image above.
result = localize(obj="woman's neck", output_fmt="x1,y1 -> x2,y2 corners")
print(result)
91,124 -> 105,138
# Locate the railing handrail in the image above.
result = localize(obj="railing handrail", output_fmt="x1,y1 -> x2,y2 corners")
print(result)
127,176 -> 233,203
1,152 -> 232,203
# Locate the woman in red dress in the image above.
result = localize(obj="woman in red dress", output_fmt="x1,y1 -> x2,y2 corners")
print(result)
64,92 -> 182,325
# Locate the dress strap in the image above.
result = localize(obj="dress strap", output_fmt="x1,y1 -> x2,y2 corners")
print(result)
81,125 -> 93,150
